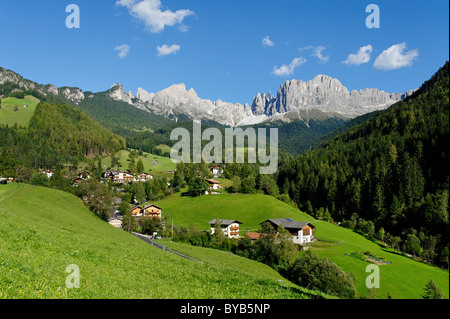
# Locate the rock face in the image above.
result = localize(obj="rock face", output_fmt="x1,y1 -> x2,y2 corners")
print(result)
108,83 -> 133,105
132,84 -> 262,127
122,75 -> 412,126
250,75 -> 412,120
0,67 -> 41,92
0,66 -> 85,105
60,87 -> 85,104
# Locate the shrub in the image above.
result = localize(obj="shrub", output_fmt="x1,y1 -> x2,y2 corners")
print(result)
283,251 -> 357,299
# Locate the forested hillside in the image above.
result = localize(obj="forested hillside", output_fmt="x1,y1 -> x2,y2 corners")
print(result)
248,118 -> 347,156
277,62 -> 449,267
0,102 -> 125,176
76,92 -> 173,137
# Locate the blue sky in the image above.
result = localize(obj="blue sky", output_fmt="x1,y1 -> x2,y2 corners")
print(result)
0,0 -> 448,104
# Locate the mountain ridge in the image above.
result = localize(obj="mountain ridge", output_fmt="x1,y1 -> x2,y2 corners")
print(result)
1,66 -> 414,127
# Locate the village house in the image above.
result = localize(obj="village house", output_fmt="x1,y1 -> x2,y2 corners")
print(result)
245,232 -> 279,243
102,170 -> 115,179
130,204 -> 162,220
142,204 -> 162,219
0,177 -> 13,185
211,166 -> 221,177
112,171 -> 134,184
205,179 -> 221,194
78,171 -> 91,180
72,178 -> 83,186
108,217 -> 123,229
41,170 -> 54,179
208,219 -> 242,239
260,218 -> 315,245
138,172 -> 154,182
130,205 -> 144,218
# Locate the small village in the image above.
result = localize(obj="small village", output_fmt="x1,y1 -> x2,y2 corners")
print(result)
1,163 -> 317,248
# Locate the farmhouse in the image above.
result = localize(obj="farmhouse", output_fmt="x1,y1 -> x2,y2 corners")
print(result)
211,166 -> 221,177
72,178 -> 83,186
130,204 -> 162,219
138,172 -> 154,182
43,170 -> 54,179
208,219 -> 242,239
261,218 -> 315,245
78,171 -> 91,180
142,204 -> 162,219
130,205 -> 144,217
205,178 -> 221,191
108,217 -> 123,229
112,171 -> 134,184
102,170 -> 115,179
0,177 -> 13,185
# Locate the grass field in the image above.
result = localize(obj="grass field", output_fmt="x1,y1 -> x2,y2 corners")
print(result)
101,150 -> 177,176
154,192 -> 305,232
0,183 -> 317,299
78,149 -> 177,177
153,192 -> 450,299
0,96 -> 40,127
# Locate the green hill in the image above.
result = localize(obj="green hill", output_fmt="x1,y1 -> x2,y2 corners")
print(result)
0,95 -> 40,127
277,62 -> 450,269
28,102 -> 126,159
154,192 -> 449,299
100,149 -> 176,175
0,183 -> 320,299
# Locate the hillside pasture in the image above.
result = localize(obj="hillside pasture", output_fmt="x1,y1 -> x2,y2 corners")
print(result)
153,192 -> 449,299
0,96 -> 39,127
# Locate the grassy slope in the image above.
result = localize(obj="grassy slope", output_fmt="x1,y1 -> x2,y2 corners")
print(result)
0,96 -> 39,127
154,192 -> 449,299
0,183 -> 313,299
155,192 -> 306,232
82,150 -> 177,176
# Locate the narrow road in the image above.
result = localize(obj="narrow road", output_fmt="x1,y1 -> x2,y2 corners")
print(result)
132,233 -> 202,263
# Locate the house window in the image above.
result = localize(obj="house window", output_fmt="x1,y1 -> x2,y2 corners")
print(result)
303,229 -> 310,236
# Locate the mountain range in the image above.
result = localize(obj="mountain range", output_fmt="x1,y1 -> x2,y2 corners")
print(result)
1,66 -> 414,127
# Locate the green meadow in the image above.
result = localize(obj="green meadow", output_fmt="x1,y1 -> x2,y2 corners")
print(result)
0,183 -> 315,299
154,192 -> 449,299
0,96 -> 40,127
100,150 -> 177,175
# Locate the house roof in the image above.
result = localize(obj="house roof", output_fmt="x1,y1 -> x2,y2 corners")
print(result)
261,218 -> 315,230
246,232 -> 261,240
143,204 -> 162,210
205,179 -> 221,184
208,219 -> 242,226
246,232 -> 278,240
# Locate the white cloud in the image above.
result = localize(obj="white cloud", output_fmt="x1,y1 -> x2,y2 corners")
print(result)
342,45 -> 373,66
299,45 -> 329,63
374,43 -> 419,70
312,46 -> 329,63
116,0 -> 195,33
262,36 -> 275,47
157,44 -> 181,56
114,44 -> 130,59
272,57 -> 306,77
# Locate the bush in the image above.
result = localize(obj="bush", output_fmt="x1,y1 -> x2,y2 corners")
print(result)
10,91 -> 25,99
30,172 -> 50,187
283,251 -> 357,299
422,280 -> 444,299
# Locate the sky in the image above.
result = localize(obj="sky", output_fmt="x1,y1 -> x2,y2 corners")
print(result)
0,0 -> 448,105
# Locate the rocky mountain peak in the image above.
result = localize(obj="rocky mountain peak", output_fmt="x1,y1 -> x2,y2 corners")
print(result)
108,83 -> 132,105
